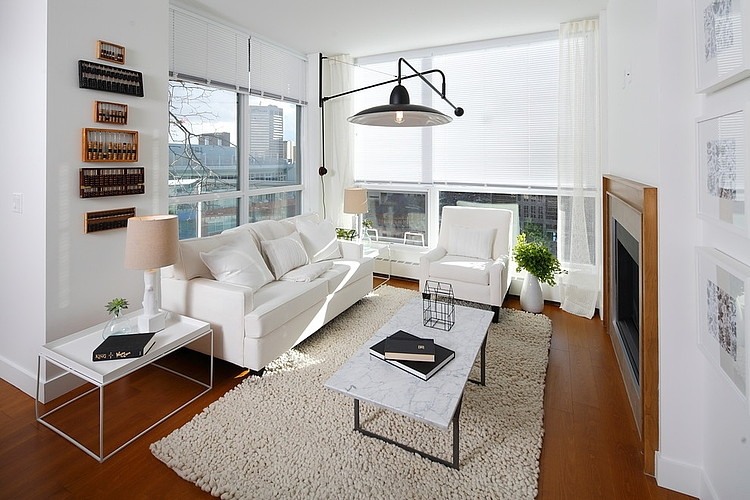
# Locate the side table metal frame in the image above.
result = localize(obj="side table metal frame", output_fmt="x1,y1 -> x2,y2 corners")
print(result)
35,329 -> 213,462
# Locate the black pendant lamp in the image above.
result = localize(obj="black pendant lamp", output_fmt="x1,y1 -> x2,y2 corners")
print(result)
348,83 -> 455,127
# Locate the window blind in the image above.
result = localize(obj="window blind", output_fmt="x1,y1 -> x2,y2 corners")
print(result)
249,38 -> 307,104
169,7 -> 249,92
353,34 -> 559,189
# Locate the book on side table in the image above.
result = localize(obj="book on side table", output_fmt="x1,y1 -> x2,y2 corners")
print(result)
93,332 -> 156,361
370,330 -> 454,380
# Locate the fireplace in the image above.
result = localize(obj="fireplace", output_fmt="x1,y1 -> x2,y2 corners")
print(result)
614,221 -> 640,383
602,175 -> 658,476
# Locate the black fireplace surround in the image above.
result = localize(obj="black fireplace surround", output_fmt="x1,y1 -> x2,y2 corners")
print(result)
614,221 -> 640,383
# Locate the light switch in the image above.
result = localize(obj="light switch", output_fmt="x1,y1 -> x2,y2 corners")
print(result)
12,193 -> 23,214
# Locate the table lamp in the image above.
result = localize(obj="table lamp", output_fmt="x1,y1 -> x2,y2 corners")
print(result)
343,187 -> 368,241
124,215 -> 179,333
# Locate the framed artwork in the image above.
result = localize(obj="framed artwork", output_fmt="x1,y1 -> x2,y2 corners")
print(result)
693,0 -> 750,93
696,105 -> 749,235
696,247 -> 749,411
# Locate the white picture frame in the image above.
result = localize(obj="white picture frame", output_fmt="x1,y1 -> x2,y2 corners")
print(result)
696,247 -> 749,411
696,105 -> 749,236
693,0 -> 750,93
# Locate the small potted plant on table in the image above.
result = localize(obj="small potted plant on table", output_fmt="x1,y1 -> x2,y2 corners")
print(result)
512,234 -> 565,313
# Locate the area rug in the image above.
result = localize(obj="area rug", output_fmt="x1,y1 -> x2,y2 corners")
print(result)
150,285 -> 552,499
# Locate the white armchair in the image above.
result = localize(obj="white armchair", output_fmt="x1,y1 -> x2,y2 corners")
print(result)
419,206 -> 513,322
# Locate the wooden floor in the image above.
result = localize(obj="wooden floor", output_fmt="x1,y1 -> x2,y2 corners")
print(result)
0,278 -> 693,499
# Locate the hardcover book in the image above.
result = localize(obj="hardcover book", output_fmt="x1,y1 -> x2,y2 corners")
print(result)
383,337 -> 435,362
370,331 -> 454,381
93,332 -> 156,361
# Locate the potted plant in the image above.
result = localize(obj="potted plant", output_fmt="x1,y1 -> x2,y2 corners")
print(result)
102,297 -> 134,339
512,234 -> 565,313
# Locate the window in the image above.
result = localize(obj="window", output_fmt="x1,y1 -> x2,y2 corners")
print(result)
352,33 -> 559,249
168,10 -> 307,239
364,190 -> 428,243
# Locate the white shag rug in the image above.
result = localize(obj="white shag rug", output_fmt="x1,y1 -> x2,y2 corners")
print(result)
151,286 -> 552,499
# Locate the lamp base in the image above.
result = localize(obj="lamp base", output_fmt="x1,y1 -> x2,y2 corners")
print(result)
138,311 -> 167,333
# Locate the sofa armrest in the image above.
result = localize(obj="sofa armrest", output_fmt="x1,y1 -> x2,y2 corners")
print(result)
338,239 -> 364,260
161,276 -> 254,367
488,255 -> 510,305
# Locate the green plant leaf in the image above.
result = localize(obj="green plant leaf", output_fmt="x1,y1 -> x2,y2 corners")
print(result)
511,233 -> 566,286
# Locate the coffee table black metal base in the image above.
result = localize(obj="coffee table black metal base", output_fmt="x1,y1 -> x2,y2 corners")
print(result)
354,396 -> 463,469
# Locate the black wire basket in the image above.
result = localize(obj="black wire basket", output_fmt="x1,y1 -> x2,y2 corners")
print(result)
422,280 -> 455,331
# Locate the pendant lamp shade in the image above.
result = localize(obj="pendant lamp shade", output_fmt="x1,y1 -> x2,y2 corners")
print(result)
347,84 -> 452,127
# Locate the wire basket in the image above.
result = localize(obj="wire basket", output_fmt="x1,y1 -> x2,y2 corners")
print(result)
422,280 -> 455,331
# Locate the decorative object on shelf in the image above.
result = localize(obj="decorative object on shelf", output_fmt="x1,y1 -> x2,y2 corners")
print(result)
96,40 -> 125,64
82,128 -> 138,162
79,167 -> 144,198
343,187 -> 368,241
102,297 -> 134,339
696,247 -> 749,413
513,233 -> 565,313
693,0 -> 750,93
84,207 -> 135,233
124,215 -> 179,333
78,60 -> 144,97
696,105 -> 749,236
94,101 -> 128,124
422,280 -> 455,331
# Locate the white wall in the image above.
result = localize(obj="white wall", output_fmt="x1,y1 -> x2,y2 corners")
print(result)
0,0 -> 49,395
0,0 -> 169,399
607,0 -> 750,498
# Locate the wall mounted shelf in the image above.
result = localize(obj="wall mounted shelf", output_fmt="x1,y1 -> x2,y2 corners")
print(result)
82,128 -> 138,162
79,167 -> 144,198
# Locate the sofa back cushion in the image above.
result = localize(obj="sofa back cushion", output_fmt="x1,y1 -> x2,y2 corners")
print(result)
261,232 -> 309,279
174,231 -> 259,280
199,231 -> 274,290
295,218 -> 342,262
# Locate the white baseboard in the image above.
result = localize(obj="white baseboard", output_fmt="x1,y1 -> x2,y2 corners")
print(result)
656,451 -> 704,498
0,354 -> 85,403
0,354 -> 37,398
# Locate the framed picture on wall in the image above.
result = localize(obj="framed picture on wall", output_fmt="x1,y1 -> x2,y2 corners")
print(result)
696,247 -> 749,411
696,105 -> 749,236
693,0 -> 750,93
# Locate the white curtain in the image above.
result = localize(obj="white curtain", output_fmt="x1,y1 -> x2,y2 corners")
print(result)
557,19 -> 601,319
322,55 -> 354,227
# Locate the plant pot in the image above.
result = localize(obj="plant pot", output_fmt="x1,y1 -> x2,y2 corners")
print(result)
520,274 -> 544,313
102,312 -> 134,339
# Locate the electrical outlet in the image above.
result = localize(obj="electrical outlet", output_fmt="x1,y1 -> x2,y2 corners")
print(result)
12,193 -> 23,214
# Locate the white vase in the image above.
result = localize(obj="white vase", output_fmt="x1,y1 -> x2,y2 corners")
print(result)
520,274 -> 544,313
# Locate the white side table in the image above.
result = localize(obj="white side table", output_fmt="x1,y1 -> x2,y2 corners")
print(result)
363,240 -> 391,289
35,311 -> 212,462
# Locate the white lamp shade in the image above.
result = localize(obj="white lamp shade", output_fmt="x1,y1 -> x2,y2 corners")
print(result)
124,215 -> 179,270
343,188 -> 368,214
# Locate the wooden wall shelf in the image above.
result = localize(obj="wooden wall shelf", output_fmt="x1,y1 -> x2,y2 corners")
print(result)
85,207 -> 135,233
94,101 -> 128,125
82,128 -> 138,162
79,167 -> 144,198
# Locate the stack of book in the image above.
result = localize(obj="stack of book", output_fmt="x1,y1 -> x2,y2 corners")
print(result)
369,330 -> 454,380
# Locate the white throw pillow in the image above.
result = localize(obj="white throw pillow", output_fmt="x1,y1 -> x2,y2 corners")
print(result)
296,218 -> 342,262
447,226 -> 496,260
280,261 -> 333,282
261,232 -> 310,279
199,234 -> 274,290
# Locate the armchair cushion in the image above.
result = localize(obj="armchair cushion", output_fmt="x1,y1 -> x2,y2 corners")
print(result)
428,255 -> 496,285
446,226 -> 496,260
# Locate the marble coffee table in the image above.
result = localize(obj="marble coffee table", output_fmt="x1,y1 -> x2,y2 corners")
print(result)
324,297 -> 493,469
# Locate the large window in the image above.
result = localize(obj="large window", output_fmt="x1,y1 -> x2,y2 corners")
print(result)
352,33 -> 559,249
168,10 -> 306,239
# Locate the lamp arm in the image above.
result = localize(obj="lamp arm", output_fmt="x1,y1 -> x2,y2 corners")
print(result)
321,69 -> 446,105
397,58 -> 463,116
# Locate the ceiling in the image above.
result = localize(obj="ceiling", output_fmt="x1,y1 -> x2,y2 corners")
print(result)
177,0 -> 608,57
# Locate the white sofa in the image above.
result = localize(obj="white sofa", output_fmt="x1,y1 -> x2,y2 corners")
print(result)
161,213 -> 374,371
